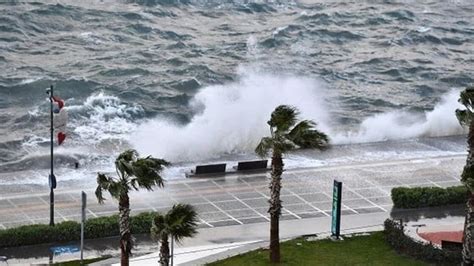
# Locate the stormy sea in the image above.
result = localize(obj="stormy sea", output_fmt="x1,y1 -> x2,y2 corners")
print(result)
0,0 -> 473,189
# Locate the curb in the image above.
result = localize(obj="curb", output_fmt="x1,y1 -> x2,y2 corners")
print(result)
180,241 -> 268,266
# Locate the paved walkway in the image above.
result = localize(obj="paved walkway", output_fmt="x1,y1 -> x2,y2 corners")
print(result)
0,153 -> 464,229
125,211 -> 391,266
0,136 -> 467,264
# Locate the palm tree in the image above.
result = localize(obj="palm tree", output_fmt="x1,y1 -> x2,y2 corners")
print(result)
456,86 -> 474,265
151,204 -> 199,266
95,149 -> 170,266
256,105 -> 329,263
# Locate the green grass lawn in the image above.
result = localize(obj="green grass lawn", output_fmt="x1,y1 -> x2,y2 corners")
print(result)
208,232 -> 428,266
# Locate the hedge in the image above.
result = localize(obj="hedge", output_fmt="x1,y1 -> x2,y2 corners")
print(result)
0,212 -> 156,248
391,186 -> 468,208
384,219 -> 461,264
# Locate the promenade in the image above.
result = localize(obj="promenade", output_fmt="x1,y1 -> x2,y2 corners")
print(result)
0,136 -> 468,264
0,151 -> 464,230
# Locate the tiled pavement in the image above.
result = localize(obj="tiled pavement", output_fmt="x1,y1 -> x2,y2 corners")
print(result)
0,155 -> 464,229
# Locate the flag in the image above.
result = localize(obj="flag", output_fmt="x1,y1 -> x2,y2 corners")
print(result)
52,96 -> 64,112
52,96 -> 68,145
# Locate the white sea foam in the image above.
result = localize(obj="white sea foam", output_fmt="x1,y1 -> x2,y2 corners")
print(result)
131,70 -> 465,162
79,31 -> 104,44
27,105 -> 41,117
332,89 -> 465,143
273,26 -> 288,36
13,73 -> 468,184
19,91 -> 143,179
130,68 -> 331,162
18,77 -> 43,85
69,92 -> 144,144
417,26 -> 431,33
246,36 -> 259,56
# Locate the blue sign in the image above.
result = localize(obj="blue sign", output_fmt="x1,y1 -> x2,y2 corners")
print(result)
50,245 -> 80,255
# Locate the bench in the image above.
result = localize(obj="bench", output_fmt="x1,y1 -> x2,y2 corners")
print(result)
234,160 -> 269,172
186,163 -> 226,178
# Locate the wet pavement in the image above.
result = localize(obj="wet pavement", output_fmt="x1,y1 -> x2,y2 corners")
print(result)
1,206 -> 466,265
0,235 -> 155,265
0,153 -> 464,229
0,136 -> 467,264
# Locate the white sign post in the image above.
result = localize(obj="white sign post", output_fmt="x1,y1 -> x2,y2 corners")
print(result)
170,237 -> 174,266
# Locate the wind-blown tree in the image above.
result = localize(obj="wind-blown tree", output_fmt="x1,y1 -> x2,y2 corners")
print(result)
96,149 -> 170,266
456,86 -> 474,265
151,204 -> 199,266
256,105 -> 329,263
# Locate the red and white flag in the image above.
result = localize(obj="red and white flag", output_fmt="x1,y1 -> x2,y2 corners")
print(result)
52,96 -> 68,145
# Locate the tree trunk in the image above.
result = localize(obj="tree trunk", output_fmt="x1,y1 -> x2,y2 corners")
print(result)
159,234 -> 170,266
119,194 -> 132,266
269,151 -> 283,263
462,193 -> 474,265
462,121 -> 474,265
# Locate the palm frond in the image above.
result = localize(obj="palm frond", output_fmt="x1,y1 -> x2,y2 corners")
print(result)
255,137 -> 274,158
456,87 -> 474,127
273,135 -> 297,154
287,120 -> 314,142
115,150 -> 138,178
151,213 -> 167,241
145,157 -> 171,173
116,149 -> 138,162
130,157 -> 169,190
151,204 -> 198,244
456,109 -> 470,127
256,106 -> 330,158
268,105 -> 299,133
166,204 -> 198,244
108,180 -> 125,199
95,173 -> 114,203
459,86 -> 474,109
288,120 -> 329,149
115,159 -> 134,179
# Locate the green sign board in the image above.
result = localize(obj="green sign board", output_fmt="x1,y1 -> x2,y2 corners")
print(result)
331,180 -> 342,238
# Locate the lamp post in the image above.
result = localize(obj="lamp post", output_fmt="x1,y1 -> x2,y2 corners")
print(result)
46,85 -> 56,226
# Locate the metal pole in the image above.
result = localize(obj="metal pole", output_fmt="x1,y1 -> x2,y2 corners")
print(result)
170,237 -> 174,266
81,191 -> 86,264
49,85 -> 55,226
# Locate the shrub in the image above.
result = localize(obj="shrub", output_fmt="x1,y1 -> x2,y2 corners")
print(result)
0,212 -> 156,248
0,224 -> 52,247
0,221 -> 82,247
384,219 -> 461,264
55,221 -> 81,242
85,215 -> 119,239
391,186 -> 468,208
130,212 -> 155,234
